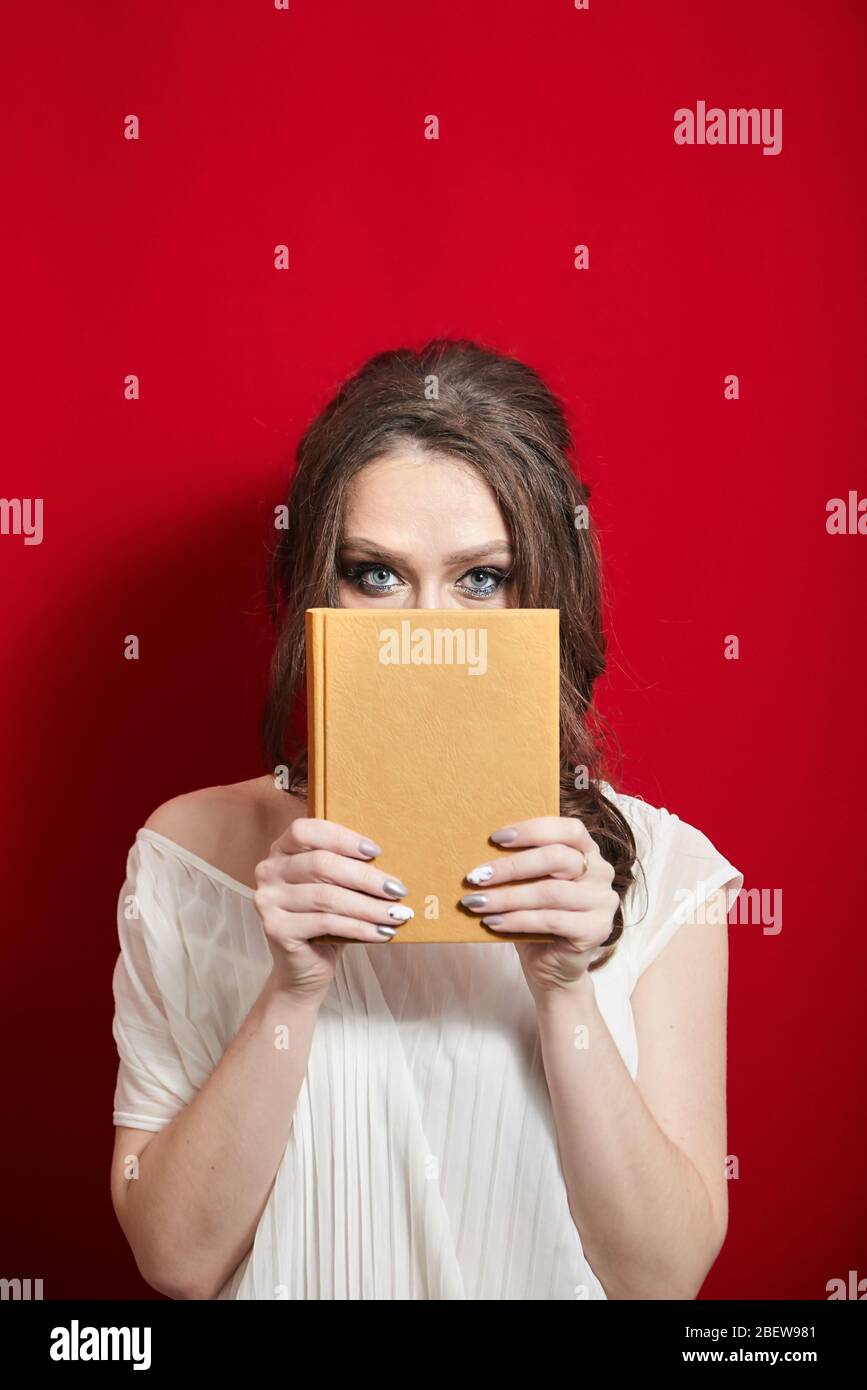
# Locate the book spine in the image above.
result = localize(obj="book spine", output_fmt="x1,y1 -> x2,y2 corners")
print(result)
305,609 -> 326,818
306,609 -> 339,944
550,608 -> 561,814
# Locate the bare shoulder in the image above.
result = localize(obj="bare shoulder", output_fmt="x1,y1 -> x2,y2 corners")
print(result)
143,776 -> 306,888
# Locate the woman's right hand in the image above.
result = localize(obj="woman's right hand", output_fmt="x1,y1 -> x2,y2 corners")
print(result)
253,817 -> 413,998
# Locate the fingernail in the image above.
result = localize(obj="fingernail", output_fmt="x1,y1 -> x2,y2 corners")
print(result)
376,925 -> 397,937
467,864 -> 494,884
387,904 -> 414,922
358,838 -> 382,858
461,894 -> 488,908
490,828 -> 517,845
482,915 -> 505,926
383,877 -> 408,898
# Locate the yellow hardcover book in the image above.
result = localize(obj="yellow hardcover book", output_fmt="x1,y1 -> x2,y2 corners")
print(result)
305,608 -> 561,944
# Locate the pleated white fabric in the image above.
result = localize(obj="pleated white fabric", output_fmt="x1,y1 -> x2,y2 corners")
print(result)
110,786 -> 743,1300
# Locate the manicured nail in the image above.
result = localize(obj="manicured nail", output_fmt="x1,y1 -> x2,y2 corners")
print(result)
461,894 -> 488,909
376,924 -> 397,937
467,863 -> 494,884
482,915 -> 505,926
387,904 -> 414,922
383,877 -> 408,898
358,838 -> 382,858
490,828 -> 517,845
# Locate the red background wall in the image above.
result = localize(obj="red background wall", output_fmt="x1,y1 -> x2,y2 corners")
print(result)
1,0 -> 864,1299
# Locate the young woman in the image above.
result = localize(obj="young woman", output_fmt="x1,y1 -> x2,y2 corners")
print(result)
109,339 -> 743,1301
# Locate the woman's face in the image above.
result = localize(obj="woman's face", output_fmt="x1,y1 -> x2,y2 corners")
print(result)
337,451 -> 515,609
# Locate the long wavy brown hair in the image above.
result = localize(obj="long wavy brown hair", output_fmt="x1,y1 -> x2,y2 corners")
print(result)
260,338 -> 640,970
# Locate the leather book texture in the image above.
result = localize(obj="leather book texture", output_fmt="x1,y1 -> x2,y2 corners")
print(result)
305,607 -> 561,943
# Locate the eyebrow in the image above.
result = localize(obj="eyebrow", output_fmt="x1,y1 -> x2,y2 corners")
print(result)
339,537 -> 514,566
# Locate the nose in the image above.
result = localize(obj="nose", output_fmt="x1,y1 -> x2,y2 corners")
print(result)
414,579 -> 459,610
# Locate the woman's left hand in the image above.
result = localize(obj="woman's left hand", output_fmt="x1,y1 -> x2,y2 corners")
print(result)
461,817 -> 620,998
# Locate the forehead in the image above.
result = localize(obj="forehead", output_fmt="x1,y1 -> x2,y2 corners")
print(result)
342,452 -> 509,543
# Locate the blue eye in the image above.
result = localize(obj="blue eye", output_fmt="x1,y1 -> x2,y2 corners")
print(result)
344,564 -> 403,595
456,567 -> 510,600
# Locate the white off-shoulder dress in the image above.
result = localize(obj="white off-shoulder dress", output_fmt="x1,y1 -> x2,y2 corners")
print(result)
110,784 -> 743,1300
